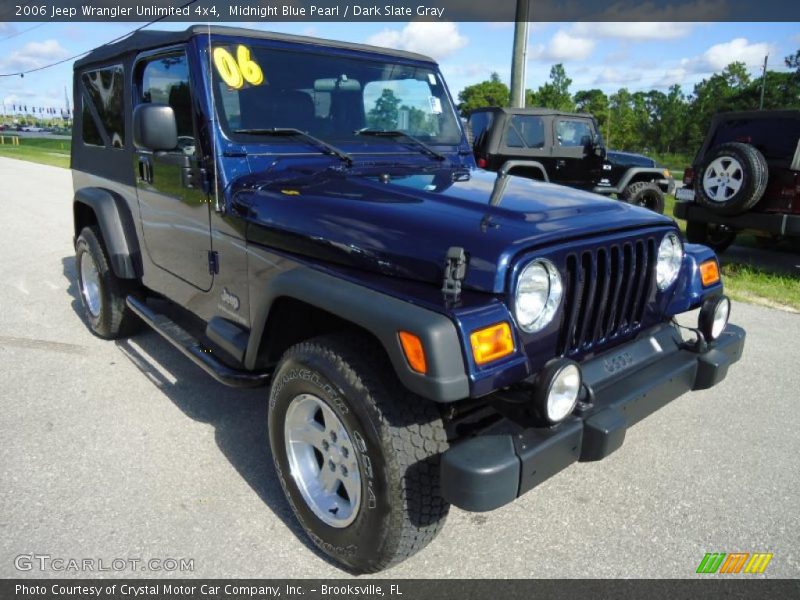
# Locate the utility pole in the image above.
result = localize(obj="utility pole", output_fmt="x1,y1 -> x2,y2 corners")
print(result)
64,85 -> 71,125
759,54 -> 768,110
509,0 -> 529,108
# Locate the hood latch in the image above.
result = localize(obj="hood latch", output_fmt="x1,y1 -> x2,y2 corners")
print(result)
442,247 -> 467,303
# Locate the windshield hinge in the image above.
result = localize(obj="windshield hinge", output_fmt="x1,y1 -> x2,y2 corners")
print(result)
208,250 -> 219,275
442,247 -> 467,302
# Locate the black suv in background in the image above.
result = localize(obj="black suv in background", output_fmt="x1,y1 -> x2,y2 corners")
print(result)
675,110 -> 800,252
468,107 -> 674,213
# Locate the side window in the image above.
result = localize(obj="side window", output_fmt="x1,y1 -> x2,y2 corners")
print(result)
81,65 -> 125,148
139,53 -> 194,152
505,115 -> 544,149
556,119 -> 594,147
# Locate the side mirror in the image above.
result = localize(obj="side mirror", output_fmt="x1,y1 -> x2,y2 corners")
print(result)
133,104 -> 177,151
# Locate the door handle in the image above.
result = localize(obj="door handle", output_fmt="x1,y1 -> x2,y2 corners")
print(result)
138,156 -> 153,184
556,160 -> 566,169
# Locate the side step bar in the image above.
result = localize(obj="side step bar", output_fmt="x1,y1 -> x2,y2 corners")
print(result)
125,296 -> 270,389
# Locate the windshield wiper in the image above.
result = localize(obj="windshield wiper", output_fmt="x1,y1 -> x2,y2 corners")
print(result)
232,127 -> 353,166
355,128 -> 446,162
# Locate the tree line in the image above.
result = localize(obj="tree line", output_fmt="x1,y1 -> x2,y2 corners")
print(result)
457,50 -> 800,155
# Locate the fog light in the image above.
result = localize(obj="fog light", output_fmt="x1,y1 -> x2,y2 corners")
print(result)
699,295 -> 731,341
533,359 -> 582,424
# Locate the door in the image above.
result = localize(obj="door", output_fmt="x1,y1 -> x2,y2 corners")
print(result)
134,50 -> 213,291
551,117 -> 603,189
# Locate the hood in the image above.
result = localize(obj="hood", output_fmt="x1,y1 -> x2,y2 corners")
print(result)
233,160 -> 674,294
606,149 -> 656,168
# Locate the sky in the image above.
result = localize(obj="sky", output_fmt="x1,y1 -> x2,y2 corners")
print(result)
0,20 -> 798,115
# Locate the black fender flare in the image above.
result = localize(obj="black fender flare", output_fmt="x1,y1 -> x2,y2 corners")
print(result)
246,266 -> 470,403
593,167 -> 667,195
73,187 -> 142,279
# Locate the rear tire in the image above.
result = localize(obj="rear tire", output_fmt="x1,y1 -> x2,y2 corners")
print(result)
695,143 -> 768,215
268,334 -> 449,573
685,220 -> 737,253
621,181 -> 665,214
75,226 -> 141,339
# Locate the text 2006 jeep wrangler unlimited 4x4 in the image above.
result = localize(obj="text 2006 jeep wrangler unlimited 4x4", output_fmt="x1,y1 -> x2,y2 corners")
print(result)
72,26 -> 745,573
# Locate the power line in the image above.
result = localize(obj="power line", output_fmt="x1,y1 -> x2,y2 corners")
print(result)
0,0 -> 199,78
0,23 -> 47,43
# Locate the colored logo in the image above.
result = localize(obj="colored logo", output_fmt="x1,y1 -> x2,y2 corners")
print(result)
696,552 -> 773,574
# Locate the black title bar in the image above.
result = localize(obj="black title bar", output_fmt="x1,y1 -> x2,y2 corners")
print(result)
2,0 -> 800,22
3,579 -> 800,600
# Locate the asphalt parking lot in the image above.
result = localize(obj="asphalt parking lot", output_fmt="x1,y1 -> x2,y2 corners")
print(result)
0,157 -> 798,579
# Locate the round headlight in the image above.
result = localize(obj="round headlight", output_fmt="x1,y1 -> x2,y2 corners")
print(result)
514,259 -> 563,333
699,295 -> 731,341
656,232 -> 683,290
547,364 -> 582,422
533,359 -> 582,424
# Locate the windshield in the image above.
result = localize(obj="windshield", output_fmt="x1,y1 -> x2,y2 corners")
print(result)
210,41 -> 463,147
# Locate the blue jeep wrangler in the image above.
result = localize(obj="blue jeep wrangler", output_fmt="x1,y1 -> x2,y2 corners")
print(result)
71,26 -> 745,573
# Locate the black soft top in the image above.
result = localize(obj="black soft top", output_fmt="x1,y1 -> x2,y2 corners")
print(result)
713,109 -> 800,122
469,106 -> 595,120
75,25 -> 436,69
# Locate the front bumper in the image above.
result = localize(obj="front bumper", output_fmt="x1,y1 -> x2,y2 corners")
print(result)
440,322 -> 746,512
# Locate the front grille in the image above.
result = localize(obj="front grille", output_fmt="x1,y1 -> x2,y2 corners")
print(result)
558,237 -> 657,356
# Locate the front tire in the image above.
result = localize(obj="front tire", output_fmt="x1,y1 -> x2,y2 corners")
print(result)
268,335 -> 449,573
75,226 -> 140,339
621,181 -> 665,214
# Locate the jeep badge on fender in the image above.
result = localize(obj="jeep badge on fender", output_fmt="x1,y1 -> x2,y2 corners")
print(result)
71,25 -> 745,574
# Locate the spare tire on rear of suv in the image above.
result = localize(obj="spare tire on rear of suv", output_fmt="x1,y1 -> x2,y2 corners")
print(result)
695,142 -> 768,216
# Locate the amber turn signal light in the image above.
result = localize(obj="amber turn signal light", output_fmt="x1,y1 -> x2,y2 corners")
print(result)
470,322 -> 514,365
699,259 -> 720,287
399,331 -> 427,374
